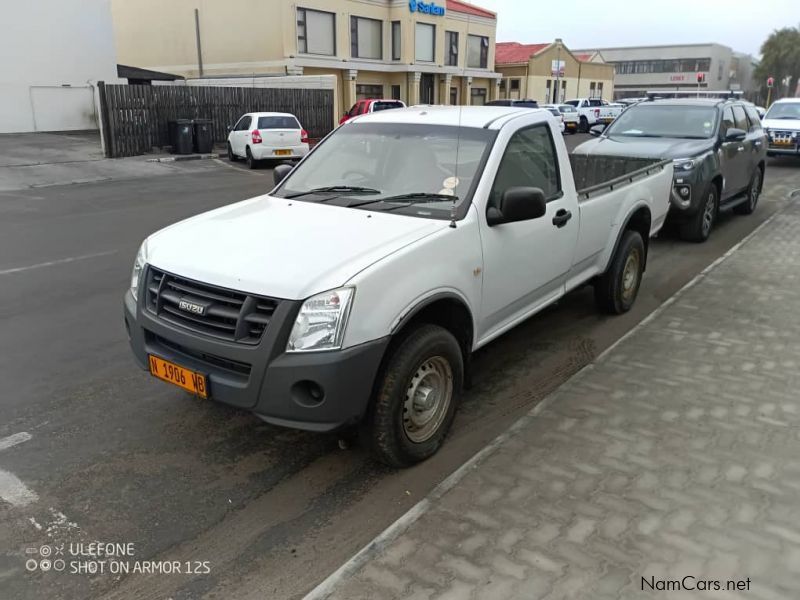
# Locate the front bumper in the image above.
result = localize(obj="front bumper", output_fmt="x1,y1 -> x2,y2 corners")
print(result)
767,144 -> 799,155
124,289 -> 389,432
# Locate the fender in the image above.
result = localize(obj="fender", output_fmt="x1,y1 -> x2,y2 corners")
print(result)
603,203 -> 652,275
391,290 -> 475,338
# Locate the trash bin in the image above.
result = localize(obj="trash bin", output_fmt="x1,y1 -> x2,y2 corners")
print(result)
192,119 -> 214,154
168,119 -> 193,154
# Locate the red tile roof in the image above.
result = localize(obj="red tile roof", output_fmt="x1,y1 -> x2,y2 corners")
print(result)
574,53 -> 595,62
495,42 -> 549,65
446,0 -> 496,19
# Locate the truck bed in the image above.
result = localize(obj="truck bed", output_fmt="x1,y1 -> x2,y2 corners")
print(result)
569,154 -> 671,198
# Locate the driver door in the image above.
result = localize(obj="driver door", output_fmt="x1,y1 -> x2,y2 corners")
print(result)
478,123 -> 579,340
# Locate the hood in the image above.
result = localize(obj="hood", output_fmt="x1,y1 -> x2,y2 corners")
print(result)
573,135 -> 714,160
146,195 -> 447,300
762,118 -> 800,131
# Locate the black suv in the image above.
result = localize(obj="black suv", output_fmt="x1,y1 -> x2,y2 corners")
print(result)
574,98 -> 767,242
485,99 -> 539,108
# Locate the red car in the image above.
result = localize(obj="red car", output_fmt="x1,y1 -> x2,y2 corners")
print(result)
339,99 -> 406,125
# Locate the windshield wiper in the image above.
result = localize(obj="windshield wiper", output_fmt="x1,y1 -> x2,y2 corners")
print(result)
284,186 -> 381,199
349,192 -> 458,209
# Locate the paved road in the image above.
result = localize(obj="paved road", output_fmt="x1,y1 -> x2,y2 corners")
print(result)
0,140 -> 798,600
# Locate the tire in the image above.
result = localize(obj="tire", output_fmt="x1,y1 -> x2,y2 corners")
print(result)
734,168 -> 762,215
227,143 -> 238,162
679,184 -> 717,243
579,116 -> 589,133
246,147 -> 257,169
365,324 -> 463,468
595,229 -> 645,314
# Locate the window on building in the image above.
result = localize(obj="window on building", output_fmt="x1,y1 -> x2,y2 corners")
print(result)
589,82 -> 596,97
597,82 -> 603,98
356,84 -> 384,100
450,87 -> 458,105
510,79 -> 520,91
471,87 -> 487,106
297,8 -> 335,56
718,61 -> 724,80
499,80 -> 506,91
445,31 -> 459,66
489,125 -> 561,209
391,84 -> 401,100
415,23 -> 435,62
467,35 -> 489,69
351,16 -> 382,60
391,21 -> 401,61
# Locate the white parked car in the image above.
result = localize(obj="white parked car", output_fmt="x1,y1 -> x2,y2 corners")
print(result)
761,98 -> 800,157
227,112 -> 310,169
557,104 -> 580,133
564,98 -> 624,131
125,106 -> 673,467
541,104 -> 566,133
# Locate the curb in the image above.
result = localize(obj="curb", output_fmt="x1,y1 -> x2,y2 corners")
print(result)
303,202 -> 790,600
146,153 -> 219,163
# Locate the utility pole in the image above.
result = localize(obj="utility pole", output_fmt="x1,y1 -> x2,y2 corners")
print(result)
554,39 -> 562,104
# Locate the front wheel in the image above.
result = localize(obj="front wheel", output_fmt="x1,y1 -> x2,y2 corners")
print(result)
365,325 -> 463,468
595,229 -> 645,314
734,168 -> 762,215
680,184 -> 717,243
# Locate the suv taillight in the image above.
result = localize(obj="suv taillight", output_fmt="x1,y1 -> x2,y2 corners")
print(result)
300,129 -> 309,144
251,129 -> 262,144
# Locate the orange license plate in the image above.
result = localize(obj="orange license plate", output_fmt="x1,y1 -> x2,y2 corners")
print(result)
274,149 -> 291,156
148,355 -> 208,398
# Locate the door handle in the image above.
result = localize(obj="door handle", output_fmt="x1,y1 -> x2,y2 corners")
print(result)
552,209 -> 572,228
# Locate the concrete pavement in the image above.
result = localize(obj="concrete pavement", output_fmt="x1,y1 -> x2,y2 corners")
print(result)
311,196 -> 800,599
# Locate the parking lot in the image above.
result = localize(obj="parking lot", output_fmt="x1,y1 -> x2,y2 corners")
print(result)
1,132 -> 799,600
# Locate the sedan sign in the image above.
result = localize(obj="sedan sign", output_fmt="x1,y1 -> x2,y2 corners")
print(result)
409,0 -> 445,16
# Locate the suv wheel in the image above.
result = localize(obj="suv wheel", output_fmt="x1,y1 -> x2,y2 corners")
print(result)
734,168 -> 762,215
595,229 -> 645,314
680,184 -> 717,243
364,324 -> 463,467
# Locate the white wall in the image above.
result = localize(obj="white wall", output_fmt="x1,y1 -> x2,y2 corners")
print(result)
0,0 -> 121,133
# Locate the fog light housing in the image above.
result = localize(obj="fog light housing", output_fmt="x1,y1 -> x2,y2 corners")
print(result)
672,184 -> 692,208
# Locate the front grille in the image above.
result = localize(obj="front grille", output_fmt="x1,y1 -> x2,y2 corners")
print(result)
148,332 -> 251,376
145,267 -> 279,344
770,131 -> 797,143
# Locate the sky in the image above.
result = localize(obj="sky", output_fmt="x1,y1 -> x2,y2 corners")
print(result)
480,0 -> 800,57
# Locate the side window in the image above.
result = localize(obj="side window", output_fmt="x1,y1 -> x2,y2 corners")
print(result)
489,124 -> 561,209
347,103 -> 360,117
744,105 -> 762,132
720,107 -> 734,138
732,105 -> 748,131
236,116 -> 252,131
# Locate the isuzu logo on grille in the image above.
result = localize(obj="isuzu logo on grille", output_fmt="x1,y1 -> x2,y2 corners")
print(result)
178,299 -> 207,316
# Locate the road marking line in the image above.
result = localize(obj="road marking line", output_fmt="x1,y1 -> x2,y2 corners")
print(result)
304,204 -> 790,600
0,432 -> 32,452
0,250 -> 117,276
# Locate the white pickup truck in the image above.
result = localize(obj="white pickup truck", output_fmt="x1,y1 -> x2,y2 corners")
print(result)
124,106 -> 672,467
565,98 -> 625,132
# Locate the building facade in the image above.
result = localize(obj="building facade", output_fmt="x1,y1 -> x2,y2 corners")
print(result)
111,0 -> 502,118
495,40 -> 615,104
572,43 -> 759,101
0,0 -> 120,133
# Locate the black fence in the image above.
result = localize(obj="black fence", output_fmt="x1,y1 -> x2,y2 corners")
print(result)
98,83 -> 334,158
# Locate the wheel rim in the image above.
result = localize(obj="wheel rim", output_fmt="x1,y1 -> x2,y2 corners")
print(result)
702,191 -> 715,236
750,172 -> 761,208
402,356 -> 453,444
621,248 -> 641,303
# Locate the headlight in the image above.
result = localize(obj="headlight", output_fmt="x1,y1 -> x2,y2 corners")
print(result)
673,158 -> 696,171
287,287 -> 354,352
130,241 -> 147,298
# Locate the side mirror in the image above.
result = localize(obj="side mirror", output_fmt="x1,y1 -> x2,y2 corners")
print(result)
725,128 -> 746,142
227,125 -> 233,132
486,187 -> 547,226
273,163 -> 293,187
589,123 -> 606,137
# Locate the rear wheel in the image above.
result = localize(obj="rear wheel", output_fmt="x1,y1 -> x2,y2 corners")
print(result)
579,116 -> 589,133
734,168 -> 762,215
246,147 -> 258,169
595,229 -> 645,314
680,184 -> 717,243
227,143 -> 238,162
364,324 -> 463,468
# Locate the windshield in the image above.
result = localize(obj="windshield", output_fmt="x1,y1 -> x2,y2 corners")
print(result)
258,116 -> 300,129
273,123 -> 496,220
605,105 -> 718,138
558,105 -> 576,113
764,102 -> 800,120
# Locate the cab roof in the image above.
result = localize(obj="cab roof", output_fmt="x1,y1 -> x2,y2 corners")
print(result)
347,105 -> 549,130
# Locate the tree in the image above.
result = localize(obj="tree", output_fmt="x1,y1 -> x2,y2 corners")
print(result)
754,26 -> 800,103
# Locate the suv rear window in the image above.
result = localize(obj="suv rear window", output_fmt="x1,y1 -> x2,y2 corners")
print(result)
257,116 -> 300,129
371,101 -> 404,112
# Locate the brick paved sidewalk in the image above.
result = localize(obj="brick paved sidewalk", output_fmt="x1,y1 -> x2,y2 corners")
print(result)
310,199 -> 800,600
